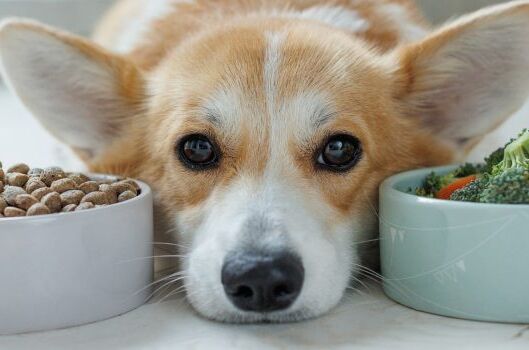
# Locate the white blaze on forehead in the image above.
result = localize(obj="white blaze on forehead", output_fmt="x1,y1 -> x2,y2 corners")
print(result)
116,0 -> 193,53
264,31 -> 289,175
277,6 -> 370,33
377,4 -> 427,42
263,33 -> 337,168
264,32 -> 283,115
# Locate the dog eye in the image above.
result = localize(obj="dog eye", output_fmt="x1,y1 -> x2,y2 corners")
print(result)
178,134 -> 218,169
317,134 -> 362,171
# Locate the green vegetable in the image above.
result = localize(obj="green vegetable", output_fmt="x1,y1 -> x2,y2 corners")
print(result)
483,147 -> 504,174
492,129 -> 529,175
414,128 -> 529,204
415,163 -> 482,198
423,172 -> 454,197
452,163 -> 482,178
479,168 -> 529,204
450,175 -> 490,203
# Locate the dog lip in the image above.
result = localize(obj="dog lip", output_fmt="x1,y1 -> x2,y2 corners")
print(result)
203,305 -> 317,324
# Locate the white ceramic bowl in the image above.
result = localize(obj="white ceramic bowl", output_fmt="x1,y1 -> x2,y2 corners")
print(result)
0,179 -> 153,335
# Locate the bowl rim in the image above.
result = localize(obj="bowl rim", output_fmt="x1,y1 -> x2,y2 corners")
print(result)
380,165 -> 529,209
0,175 -> 152,223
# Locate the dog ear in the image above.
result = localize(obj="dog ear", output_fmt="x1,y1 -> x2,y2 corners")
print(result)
0,19 -> 145,159
397,1 -> 529,144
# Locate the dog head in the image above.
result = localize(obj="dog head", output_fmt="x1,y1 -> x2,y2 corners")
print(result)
2,1 -> 529,322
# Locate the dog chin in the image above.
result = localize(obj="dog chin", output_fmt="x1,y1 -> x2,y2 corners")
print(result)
188,301 -> 332,324
184,280 -> 347,324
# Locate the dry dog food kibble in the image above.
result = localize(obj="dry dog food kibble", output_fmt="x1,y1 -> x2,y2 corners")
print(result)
40,167 -> 66,186
68,173 -> 90,186
15,194 -> 39,211
50,178 -> 77,193
99,184 -> 118,204
6,173 -> 29,187
76,202 -> 95,211
42,192 -> 62,213
27,168 -> 43,177
60,190 -> 85,206
27,203 -> 51,216
81,191 -> 109,205
26,178 -> 46,193
32,187 -> 53,201
62,204 -> 77,212
7,163 -> 30,175
0,162 -> 141,218
79,181 -> 99,194
3,186 -> 26,206
0,197 -> 7,213
119,191 -> 136,202
4,207 -> 26,217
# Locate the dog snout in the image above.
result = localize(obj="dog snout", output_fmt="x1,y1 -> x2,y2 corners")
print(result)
221,251 -> 304,312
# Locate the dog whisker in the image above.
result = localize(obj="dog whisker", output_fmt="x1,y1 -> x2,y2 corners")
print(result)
349,274 -> 371,293
352,264 -> 413,302
148,276 -> 187,302
133,271 -> 187,296
345,286 -> 369,298
351,238 -> 381,246
163,226 -> 181,236
360,188 -> 381,221
152,241 -> 190,249
156,284 -> 188,304
120,254 -> 188,264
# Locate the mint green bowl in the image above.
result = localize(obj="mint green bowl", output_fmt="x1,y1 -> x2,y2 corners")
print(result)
379,166 -> 529,323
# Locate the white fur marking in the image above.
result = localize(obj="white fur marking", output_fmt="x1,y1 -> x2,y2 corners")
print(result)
116,0 -> 192,53
264,32 -> 283,116
377,4 -> 427,42
280,6 -> 370,33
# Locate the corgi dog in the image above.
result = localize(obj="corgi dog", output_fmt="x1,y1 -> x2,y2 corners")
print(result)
1,0 -> 529,323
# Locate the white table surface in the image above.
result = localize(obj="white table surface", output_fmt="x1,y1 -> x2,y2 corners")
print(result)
1,283 -> 528,350
1,88 -> 528,349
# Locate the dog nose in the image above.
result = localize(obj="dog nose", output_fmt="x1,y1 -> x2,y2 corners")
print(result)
221,252 -> 304,312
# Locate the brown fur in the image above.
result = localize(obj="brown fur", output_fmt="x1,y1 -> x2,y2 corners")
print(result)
95,0 -> 428,70
85,0 -> 453,223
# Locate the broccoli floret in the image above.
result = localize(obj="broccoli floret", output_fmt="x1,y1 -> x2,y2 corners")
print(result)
483,147 -> 505,174
492,129 -> 529,175
453,163 -> 482,177
417,171 -> 455,197
414,129 -> 529,203
479,168 -> 529,204
415,164 -> 482,198
450,175 -> 490,203
454,129 -> 529,204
